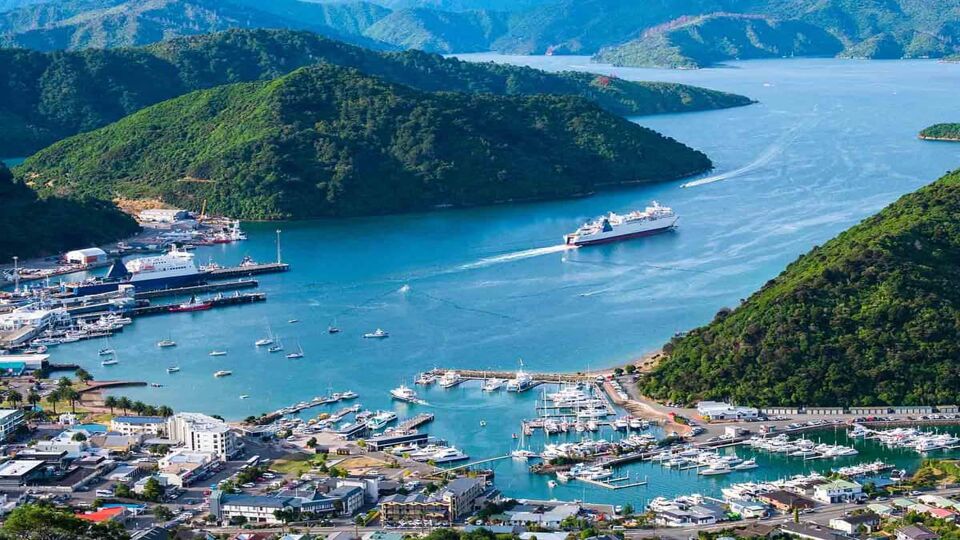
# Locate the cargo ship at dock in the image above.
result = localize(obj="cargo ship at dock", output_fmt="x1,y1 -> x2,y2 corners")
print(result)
67,247 -> 206,296
564,202 -> 677,246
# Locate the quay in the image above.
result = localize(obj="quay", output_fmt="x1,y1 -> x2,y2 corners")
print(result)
132,292 -> 266,316
76,380 -> 148,394
134,279 -> 257,299
574,475 -> 648,490
208,262 -> 289,279
430,368 -> 593,384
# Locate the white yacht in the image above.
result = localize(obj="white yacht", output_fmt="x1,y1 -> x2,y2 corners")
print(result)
506,360 -> 533,392
390,384 -> 423,404
214,370 -> 232,377
209,350 -> 227,356
366,411 -> 398,430
438,371 -> 462,388
166,366 -> 180,373
101,358 -> 119,366
363,328 -> 389,339
481,378 -> 504,392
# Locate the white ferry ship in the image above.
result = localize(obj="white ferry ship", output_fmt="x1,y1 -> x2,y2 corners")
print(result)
564,202 -> 678,246
69,247 -> 205,295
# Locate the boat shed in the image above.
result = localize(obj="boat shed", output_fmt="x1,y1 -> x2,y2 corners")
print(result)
64,248 -> 107,266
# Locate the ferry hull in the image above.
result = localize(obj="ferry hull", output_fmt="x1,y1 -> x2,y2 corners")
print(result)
70,273 -> 206,296
566,223 -> 676,247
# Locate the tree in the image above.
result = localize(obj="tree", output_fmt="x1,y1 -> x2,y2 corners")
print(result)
153,505 -> 174,522
355,514 -> 365,538
118,397 -> 132,414
274,508 -> 299,532
306,437 -> 317,448
47,389 -> 61,414
1,503 -> 128,540
142,477 -> 164,502
75,368 -> 93,384
158,405 -> 173,417
27,390 -> 40,409
132,401 -> 147,415
113,483 -> 133,499
104,396 -> 118,415
62,388 -> 81,413
6,389 -> 21,409
622,503 -> 634,516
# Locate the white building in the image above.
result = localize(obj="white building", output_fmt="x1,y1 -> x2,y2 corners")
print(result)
157,450 -> 217,487
813,480 -> 863,504
166,413 -> 240,459
138,208 -> 191,223
110,416 -> 166,437
696,401 -> 759,421
0,307 -> 69,332
0,409 -> 24,441
64,248 -> 107,266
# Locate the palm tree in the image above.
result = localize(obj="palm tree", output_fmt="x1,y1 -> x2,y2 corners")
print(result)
27,390 -> 40,409
48,389 -> 61,414
7,390 -> 22,409
57,376 -> 71,390
104,396 -> 118,415
118,397 -> 132,414
132,401 -> 147,415
75,368 -> 93,385
158,405 -> 174,418
62,388 -> 80,414
143,406 -> 158,417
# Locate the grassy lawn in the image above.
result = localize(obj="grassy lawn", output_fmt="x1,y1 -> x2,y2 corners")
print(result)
270,453 -> 326,477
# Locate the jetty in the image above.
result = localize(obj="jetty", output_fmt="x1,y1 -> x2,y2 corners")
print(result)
573,475 -> 647,490
132,292 -> 266,316
208,262 -> 289,279
134,279 -> 257,299
396,413 -> 435,432
431,368 -> 593,383
76,380 -> 148,394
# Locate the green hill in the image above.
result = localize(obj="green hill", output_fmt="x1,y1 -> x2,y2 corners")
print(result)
919,124 -> 960,141
15,64 -> 713,220
642,169 -> 960,407
0,162 -> 139,260
595,14 -> 843,68
0,28 -> 753,155
363,8 -> 508,52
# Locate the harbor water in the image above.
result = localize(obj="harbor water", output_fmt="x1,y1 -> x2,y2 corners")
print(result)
40,58 -> 960,504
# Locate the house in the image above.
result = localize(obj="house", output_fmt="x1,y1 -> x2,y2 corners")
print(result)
157,450 -> 217,487
729,499 -> 769,518
758,490 -> 816,511
924,507 -> 956,521
896,525 -> 939,540
110,416 -> 166,437
918,495 -> 959,509
379,477 -> 485,525
867,503 -> 895,516
813,479 -> 863,504
780,522 -> 854,540
828,512 -> 881,534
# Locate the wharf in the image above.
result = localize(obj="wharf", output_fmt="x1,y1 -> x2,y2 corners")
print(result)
76,380 -> 147,394
396,413 -> 435,432
430,368 -> 592,384
208,263 -> 289,279
574,475 -> 647,490
132,292 -> 265,316
135,279 -> 257,299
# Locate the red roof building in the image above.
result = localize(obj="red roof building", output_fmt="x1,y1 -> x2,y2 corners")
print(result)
75,506 -> 126,523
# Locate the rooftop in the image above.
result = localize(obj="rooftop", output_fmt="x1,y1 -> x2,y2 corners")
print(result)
113,416 -> 165,425
0,460 -> 45,478
0,409 -> 23,421
75,506 -> 125,523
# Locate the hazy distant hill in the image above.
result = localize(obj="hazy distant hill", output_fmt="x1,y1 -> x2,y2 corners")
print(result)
596,14 -> 844,68
0,28 -> 752,155
16,64 -> 714,220
0,0 -> 393,51
643,168 -> 960,407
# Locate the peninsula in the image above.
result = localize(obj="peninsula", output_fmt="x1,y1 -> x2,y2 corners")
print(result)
919,123 -> 960,142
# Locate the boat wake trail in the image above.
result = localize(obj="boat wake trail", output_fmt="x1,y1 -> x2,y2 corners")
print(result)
458,244 -> 576,271
681,115 -> 817,188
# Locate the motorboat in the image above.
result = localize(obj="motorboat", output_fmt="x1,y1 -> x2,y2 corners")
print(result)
286,343 -> 304,359
699,463 -> 732,476
214,370 -> 232,377
157,339 -> 176,348
101,358 -> 119,366
481,378 -> 504,392
209,350 -> 227,356
733,459 -> 758,471
390,384 -> 423,404
438,371 -> 461,388
98,348 -> 114,356
363,328 -> 389,339
167,366 -> 181,373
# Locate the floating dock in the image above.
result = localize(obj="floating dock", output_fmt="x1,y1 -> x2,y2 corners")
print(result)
208,263 -> 289,279
573,475 -> 648,490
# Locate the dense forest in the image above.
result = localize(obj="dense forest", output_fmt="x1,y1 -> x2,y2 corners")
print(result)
15,64 -> 712,220
642,169 -> 960,407
2,0 -> 958,60
0,163 -> 139,260
595,14 -> 844,69
0,28 -> 752,155
919,124 -> 960,141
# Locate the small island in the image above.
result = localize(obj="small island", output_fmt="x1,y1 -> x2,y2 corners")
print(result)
919,123 -> 960,142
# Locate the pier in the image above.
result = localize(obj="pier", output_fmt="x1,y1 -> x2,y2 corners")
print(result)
573,475 -> 648,490
208,263 -> 289,279
132,292 -> 266,316
396,413 -> 435,432
134,279 -> 258,299
76,380 -> 148,394
431,368 -> 593,384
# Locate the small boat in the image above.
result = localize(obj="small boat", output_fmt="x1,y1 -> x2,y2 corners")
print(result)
481,378 -> 504,392
169,295 -> 213,313
239,395 -> 250,399
214,370 -> 232,378
255,337 -> 274,347
268,340 -> 284,353
733,458 -> 758,471
288,319 -> 300,324
150,383 -> 163,388
548,480 -> 558,488
209,350 -> 227,357
480,420 -> 487,427
286,343 -> 304,359
340,390 -> 358,400
101,358 -> 119,366
157,338 -> 176,348
363,328 -> 389,339
699,463 -> 732,476
98,348 -> 114,356
390,384 -> 424,404
328,326 -> 341,334
166,366 -> 180,373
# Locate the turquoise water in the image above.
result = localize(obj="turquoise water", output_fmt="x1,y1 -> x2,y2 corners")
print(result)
1,157 -> 25,167
44,58 -> 960,504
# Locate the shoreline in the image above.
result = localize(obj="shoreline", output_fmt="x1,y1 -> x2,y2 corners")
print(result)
919,135 -> 960,142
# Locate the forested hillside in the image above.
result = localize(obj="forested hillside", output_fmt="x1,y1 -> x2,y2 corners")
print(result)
0,163 -> 139,260
919,124 -> 960,141
15,65 -> 713,220
0,28 -> 753,155
642,169 -> 960,407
